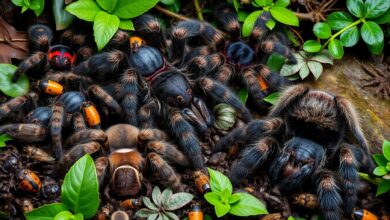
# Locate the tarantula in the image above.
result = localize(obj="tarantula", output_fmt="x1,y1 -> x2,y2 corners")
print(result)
125,15 -> 252,171
95,124 -> 189,202
213,85 -> 375,220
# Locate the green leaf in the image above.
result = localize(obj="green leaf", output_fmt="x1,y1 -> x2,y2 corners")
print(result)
238,11 -> 249,22
135,208 -> 158,218
0,134 -> 13,147
367,40 -> 384,55
53,211 -> 73,220
280,61 -> 304,76
11,0 -> 24,7
25,203 -> 68,220
215,203 -> 230,217
93,11 -> 120,51
161,188 -> 173,203
204,191 -> 221,206
311,52 -> 333,65
61,154 -> 99,218
228,194 -> 241,204
143,197 -> 159,211
373,154 -> 388,166
53,0 -> 75,30
254,0 -> 273,7
208,168 -> 233,194
114,0 -> 159,19
347,0 -> 365,18
299,63 -> 310,79
364,0 -> 390,18
152,186 -> 162,207
97,0 -> 117,13
220,188 -> 231,203
307,61 -> 323,80
165,192 -> 193,211
372,8 -> 390,24
303,40 -> 322,53
0,64 -> 29,97
21,6 -> 28,13
160,0 -> 175,6
31,0 -> 44,16
326,12 -> 354,31
237,88 -> 249,104
242,10 -> 263,37
383,140 -> 390,161
328,39 -> 344,59
373,166 -> 387,176
274,0 -> 290,7
340,26 -> 360,47
147,213 -> 159,220
233,0 -> 240,12
73,213 -> 83,220
361,21 -> 384,45
229,193 -> 268,216
266,19 -> 276,30
119,19 -> 134,30
263,92 -> 280,105
266,53 -> 285,72
65,0 -> 101,22
313,22 -> 332,39
164,212 -> 179,220
376,179 -> 390,196
270,6 -> 299,26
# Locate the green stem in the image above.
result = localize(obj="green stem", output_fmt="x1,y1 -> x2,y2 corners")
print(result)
320,18 -> 363,50
358,172 -> 382,185
193,0 -> 204,21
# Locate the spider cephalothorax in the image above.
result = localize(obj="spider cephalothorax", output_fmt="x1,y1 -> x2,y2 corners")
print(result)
213,85 -> 375,220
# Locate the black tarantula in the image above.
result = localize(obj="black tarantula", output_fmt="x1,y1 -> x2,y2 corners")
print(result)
213,85 -> 375,220
126,14 -> 253,171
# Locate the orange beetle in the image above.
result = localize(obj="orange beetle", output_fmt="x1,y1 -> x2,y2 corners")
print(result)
193,170 -> 210,194
188,203 -> 203,220
82,101 -> 101,128
120,198 -> 142,209
352,209 -> 379,220
130,36 -> 146,51
18,169 -> 41,193
38,80 -> 64,96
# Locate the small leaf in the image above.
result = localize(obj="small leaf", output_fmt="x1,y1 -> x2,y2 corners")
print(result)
307,61 -> 323,80
326,12 -> 354,31
204,192 -> 221,206
376,180 -> 390,196
53,0 -> 75,30
373,154 -> 388,166
135,208 -> 158,218
303,40 -> 322,53
347,0 -> 365,18
119,19 -> 134,30
237,88 -> 249,104
280,61 -> 304,76
31,0 -> 44,16
364,0 -> 390,19
383,140 -> 390,161
360,21 -> 384,45
311,52 -> 333,65
147,213 -> 159,220
233,0 -> 240,12
228,194 -> 241,204
368,40 -> 384,55
299,63 -> 310,79
0,64 -> 29,97
53,211 -> 73,220
61,154 -> 99,218
21,6 -> 28,13
266,53 -> 286,72
263,92 -> 280,105
165,192 -> 194,211
161,188 -> 173,204
152,186 -> 162,207
269,6 -> 299,26
266,19 -> 276,30
340,26 -> 360,47
220,188 -> 231,202
372,8 -> 390,24
215,203 -> 230,217
328,39 -> 344,59
0,134 -> 13,147
65,0 -> 101,22
93,11 -> 120,51
25,203 -> 68,220
254,0 -> 272,7
97,0 -> 117,13
274,0 -> 290,8
242,10 -> 263,37
114,0 -> 159,19
373,166 -> 387,176
238,11 -> 249,22
313,22 -> 332,39
164,212 -> 179,220
229,193 -> 268,216
208,168 -> 233,194
11,0 -> 24,7
143,197 -> 159,211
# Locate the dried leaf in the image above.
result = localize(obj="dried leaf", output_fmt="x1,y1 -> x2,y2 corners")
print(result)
0,16 -> 28,63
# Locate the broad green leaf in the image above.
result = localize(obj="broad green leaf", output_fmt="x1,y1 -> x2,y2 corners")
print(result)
238,11 -> 249,22
114,0 -> 159,19
303,40 -> 322,53
328,39 -> 344,59
383,140 -> 390,161
215,203 -> 230,217
152,186 -> 162,207
270,6 -> 299,26
367,40 -> 384,55
326,12 -> 354,31
266,19 -> 276,30
361,21 -> 384,45
254,0 -> 272,7
119,19 -> 135,30
266,53 -> 285,72
220,188 -> 231,202
263,92 -> 280,105
233,0 -> 240,12
53,0 -> 75,30
340,26 -> 360,47
93,11 -> 120,51
204,191 -> 221,206
229,193 -> 268,216
53,211 -> 73,220
73,213 -> 83,220
29,0 -> 41,10
347,0 -> 365,18
208,168 -> 233,194
61,154 -> 99,218
66,0 -> 101,22
11,0 -> 24,7
299,63 -> 310,79
373,166 -> 387,176
143,197 -> 158,211
25,203 -> 68,220
242,10 -> 263,37
372,8 -> 390,24
373,154 -> 388,166
376,179 -> 390,196
0,134 -> 13,147
228,194 -> 241,204
0,64 -> 29,97
161,188 -> 173,203
313,22 -> 331,39
97,0 -> 117,13
274,0 -> 290,7
237,88 -> 249,104
31,0 -> 44,16
307,61 -> 323,80
280,61 -> 304,76
135,208 -> 158,218
311,52 -> 333,65
165,192 -> 193,211
364,0 -> 390,18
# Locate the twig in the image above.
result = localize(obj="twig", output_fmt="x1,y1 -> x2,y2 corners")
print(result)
294,12 -> 316,21
193,0 -> 204,21
287,26 -> 304,45
154,5 -> 190,21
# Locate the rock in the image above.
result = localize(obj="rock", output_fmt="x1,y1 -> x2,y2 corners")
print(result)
304,55 -> 390,153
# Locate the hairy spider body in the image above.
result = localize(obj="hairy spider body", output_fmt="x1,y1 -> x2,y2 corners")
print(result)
214,85 -> 375,220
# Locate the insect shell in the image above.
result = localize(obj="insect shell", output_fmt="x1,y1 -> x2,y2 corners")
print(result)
18,169 -> 42,193
193,170 -> 210,194
352,209 -> 378,220
37,80 -> 64,96
213,103 -> 236,131
188,203 -> 203,220
82,101 -> 101,128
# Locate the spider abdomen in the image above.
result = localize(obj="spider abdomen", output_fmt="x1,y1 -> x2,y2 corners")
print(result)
57,92 -> 86,113
129,46 -> 164,77
226,41 -> 254,66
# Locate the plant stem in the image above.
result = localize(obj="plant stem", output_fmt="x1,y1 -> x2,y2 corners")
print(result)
358,172 -> 382,185
154,5 -> 190,21
295,12 -> 316,21
320,18 -> 363,50
193,0 -> 204,21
